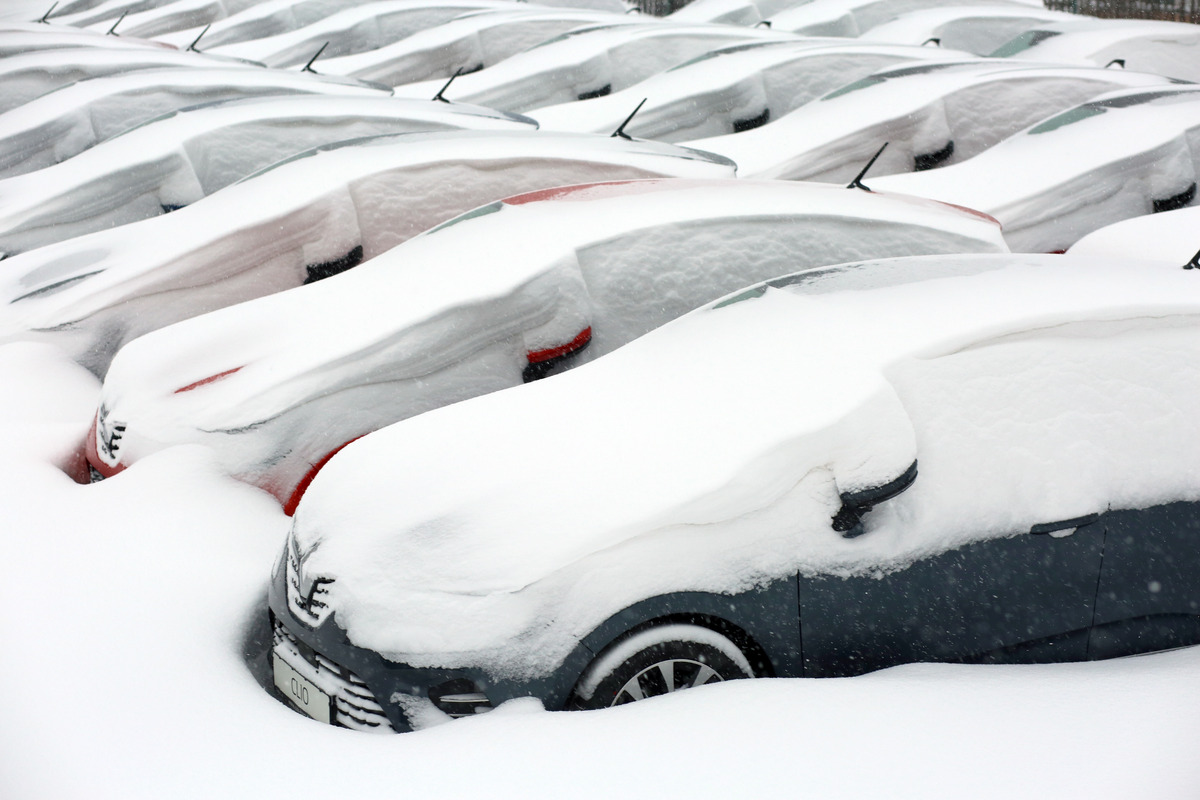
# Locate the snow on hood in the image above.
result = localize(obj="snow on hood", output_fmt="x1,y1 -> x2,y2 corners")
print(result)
390,21 -> 796,113
0,94 -> 535,257
667,0 -> 764,25
0,44 -> 261,113
991,18 -> 1200,82
205,0 -> 529,67
872,85 -> 1200,252
767,0 -> 1037,37
0,65 -> 389,179
861,4 -> 1078,54
530,40 -> 975,141
50,0 -> 191,30
313,8 -> 637,87
152,0 -> 394,50
685,60 -> 1176,181
86,0 -> 269,39
93,179 -> 1004,505
0,131 -> 733,376
0,23 -> 180,55
1067,206 -> 1200,266
289,253 -> 1200,678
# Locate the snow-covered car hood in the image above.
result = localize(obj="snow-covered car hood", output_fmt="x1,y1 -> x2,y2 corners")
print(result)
684,59 -> 1178,181
860,4 -> 1078,54
0,93 -> 535,256
529,40 -> 973,141
872,85 -> 1200,251
91,178 -> 1004,510
0,131 -> 734,375
289,253 -> 1200,680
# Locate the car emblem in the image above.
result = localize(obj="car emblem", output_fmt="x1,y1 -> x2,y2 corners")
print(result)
95,403 -> 126,467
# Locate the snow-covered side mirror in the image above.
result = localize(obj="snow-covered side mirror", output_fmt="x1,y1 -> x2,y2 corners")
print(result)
832,460 -> 918,535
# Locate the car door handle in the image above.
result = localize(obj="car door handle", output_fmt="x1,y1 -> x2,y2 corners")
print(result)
1030,513 -> 1099,536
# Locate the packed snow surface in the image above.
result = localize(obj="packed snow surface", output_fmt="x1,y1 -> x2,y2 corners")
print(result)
0,131 -> 733,375
872,85 -> 1200,251
686,60 -> 1175,181
0,94 -> 535,256
288,253 -> 1200,679
92,178 -> 1004,505
529,40 -> 973,141
860,4 -> 1078,54
1067,206 -> 1200,265
0,65 -> 389,179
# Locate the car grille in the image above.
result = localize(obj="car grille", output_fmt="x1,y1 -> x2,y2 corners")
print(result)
272,618 -> 392,732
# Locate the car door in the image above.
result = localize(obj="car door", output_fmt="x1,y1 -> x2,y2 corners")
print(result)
1088,500 -> 1200,660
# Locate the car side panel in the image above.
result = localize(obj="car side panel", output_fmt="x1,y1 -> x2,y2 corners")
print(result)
798,522 -> 1105,677
1089,500 -> 1200,659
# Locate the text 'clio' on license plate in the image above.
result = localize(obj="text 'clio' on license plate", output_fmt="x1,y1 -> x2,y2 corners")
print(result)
273,653 -> 332,724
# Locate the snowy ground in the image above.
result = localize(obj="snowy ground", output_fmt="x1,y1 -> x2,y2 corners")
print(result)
3,339 -> 1200,799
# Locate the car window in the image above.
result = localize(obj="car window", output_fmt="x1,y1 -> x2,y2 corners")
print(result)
988,28 -> 1061,57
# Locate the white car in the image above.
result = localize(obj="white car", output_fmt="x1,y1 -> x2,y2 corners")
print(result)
530,40 -> 974,142
0,94 -> 535,256
0,130 -> 734,375
872,85 -> 1200,252
860,4 -> 1078,54
0,65 -> 388,178
684,60 -> 1175,181
83,178 -> 1006,513
390,21 -> 795,113
991,17 -> 1200,83
268,251 -> 1200,731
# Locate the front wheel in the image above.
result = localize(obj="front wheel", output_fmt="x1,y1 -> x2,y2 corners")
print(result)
568,623 -> 755,710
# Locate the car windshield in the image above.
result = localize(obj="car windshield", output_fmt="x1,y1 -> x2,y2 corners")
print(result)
1027,89 -> 1195,135
988,29 -> 1061,57
821,61 -> 970,100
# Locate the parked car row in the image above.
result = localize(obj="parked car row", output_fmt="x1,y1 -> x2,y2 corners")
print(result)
2,0 -> 1199,737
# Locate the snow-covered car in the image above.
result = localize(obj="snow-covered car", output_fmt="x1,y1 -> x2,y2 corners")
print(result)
990,18 -> 1200,83
0,94 -> 535,256
765,0 -> 1034,37
872,85 -> 1200,252
0,43 -> 259,113
0,65 -> 388,178
83,178 -> 1005,513
684,59 -> 1176,181
391,21 -> 794,113
1067,206 -> 1200,266
530,40 -> 973,141
267,251 -> 1200,731
860,4 -> 1078,55
77,0 -> 279,39
0,20 -> 179,55
312,7 -> 635,88
1,131 -> 733,375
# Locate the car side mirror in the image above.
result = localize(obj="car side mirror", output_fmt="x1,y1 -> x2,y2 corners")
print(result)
832,460 -> 918,536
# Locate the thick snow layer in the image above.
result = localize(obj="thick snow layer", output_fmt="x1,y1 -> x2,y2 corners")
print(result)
5,346 -> 1199,798
684,61 -> 1175,181
0,22 -> 181,55
530,41 -> 975,141
0,131 -> 733,375
205,0 -> 530,67
1067,206 -> 1200,266
90,179 -> 1004,508
291,254 -> 1200,679
0,94 -> 534,257
152,0 -> 403,49
314,8 -> 634,86
768,0 -> 1045,37
860,4 -> 1079,54
391,21 -> 795,113
0,44 -> 261,113
86,0 -> 274,39
993,18 -> 1200,82
0,65 -> 388,179
50,0 -> 205,30
872,85 -> 1200,252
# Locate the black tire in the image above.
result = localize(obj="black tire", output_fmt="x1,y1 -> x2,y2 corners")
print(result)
568,623 -> 755,710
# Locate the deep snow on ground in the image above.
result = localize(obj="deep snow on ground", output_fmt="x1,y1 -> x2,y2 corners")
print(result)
2,338 -> 1200,799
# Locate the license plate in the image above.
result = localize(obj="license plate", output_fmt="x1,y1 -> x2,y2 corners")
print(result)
273,653 -> 332,724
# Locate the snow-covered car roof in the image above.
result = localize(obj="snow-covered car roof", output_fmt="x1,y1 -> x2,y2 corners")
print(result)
312,7 -> 636,87
289,252 -> 1200,678
530,40 -> 974,141
860,4 -> 1078,54
89,177 -> 1005,511
766,0 -> 1036,37
390,21 -> 796,113
991,18 -> 1200,82
0,44 -> 260,113
684,60 -> 1175,181
0,131 -> 734,375
0,65 -> 389,178
203,0 -> 530,67
871,85 -> 1200,252
0,94 -> 534,257
1067,206 -> 1200,266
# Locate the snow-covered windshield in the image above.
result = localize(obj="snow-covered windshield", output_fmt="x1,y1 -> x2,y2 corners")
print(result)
1027,88 -> 1195,135
988,28 -> 1062,57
